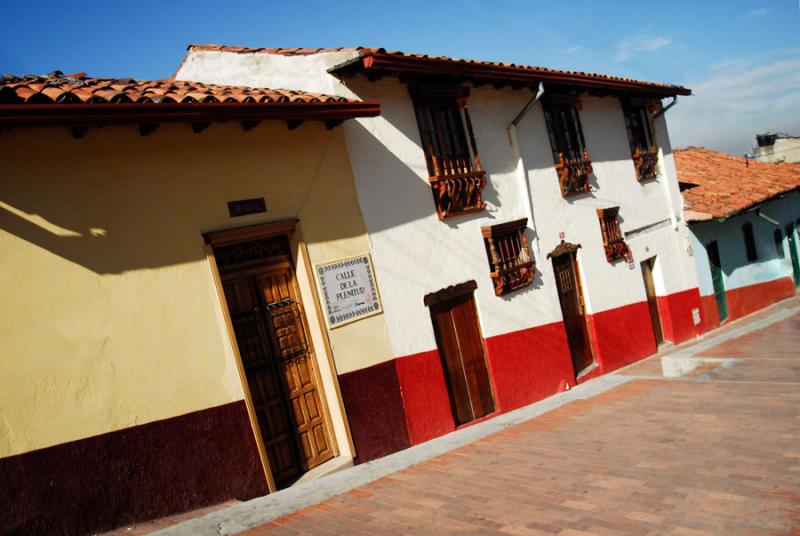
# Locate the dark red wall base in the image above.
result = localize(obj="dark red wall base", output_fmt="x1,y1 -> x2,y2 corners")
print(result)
726,277 -> 796,320
338,360 -> 410,463
0,401 -> 267,536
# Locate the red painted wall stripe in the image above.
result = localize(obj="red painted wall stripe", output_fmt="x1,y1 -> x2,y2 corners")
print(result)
587,300 -> 657,373
394,349 -> 455,445
656,287 -> 703,343
699,294 -> 721,333
484,321 -> 574,412
725,277 -> 796,320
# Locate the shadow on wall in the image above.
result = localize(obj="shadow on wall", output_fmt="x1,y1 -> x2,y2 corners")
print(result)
0,123 -> 367,275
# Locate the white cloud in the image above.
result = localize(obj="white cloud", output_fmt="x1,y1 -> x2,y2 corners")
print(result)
614,35 -> 672,61
667,51 -> 800,154
566,46 -> 584,54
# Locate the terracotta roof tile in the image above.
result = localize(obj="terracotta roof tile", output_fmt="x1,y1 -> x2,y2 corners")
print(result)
187,43 -> 688,95
0,71 -> 353,106
675,147 -> 800,221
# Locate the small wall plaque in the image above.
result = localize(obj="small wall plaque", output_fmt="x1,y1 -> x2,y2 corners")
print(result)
316,254 -> 382,328
228,198 -> 267,218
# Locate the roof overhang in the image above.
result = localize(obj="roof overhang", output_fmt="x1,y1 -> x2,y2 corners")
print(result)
329,52 -> 691,98
684,209 -> 714,222
0,100 -> 381,128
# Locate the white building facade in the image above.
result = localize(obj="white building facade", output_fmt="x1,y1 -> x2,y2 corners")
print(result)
177,46 -> 705,457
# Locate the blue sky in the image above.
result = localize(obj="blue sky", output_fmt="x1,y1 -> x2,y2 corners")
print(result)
2,0 -> 798,154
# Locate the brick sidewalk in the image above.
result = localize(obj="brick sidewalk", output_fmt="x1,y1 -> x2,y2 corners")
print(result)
238,309 -> 800,535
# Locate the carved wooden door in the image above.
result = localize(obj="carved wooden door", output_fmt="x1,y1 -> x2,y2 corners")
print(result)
429,292 -> 495,425
222,259 -> 333,487
641,258 -> 664,346
552,252 -> 594,375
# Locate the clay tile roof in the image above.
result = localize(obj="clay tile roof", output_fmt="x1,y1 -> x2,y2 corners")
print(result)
186,44 -> 689,97
0,71 -> 352,105
675,147 -> 800,221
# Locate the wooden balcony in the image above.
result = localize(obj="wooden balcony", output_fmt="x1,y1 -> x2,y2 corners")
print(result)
490,259 -> 535,296
604,238 -> 631,263
555,149 -> 593,197
632,146 -> 659,181
482,218 -> 534,296
430,165 -> 487,220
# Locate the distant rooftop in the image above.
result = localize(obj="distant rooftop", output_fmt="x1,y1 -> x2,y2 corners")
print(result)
675,147 -> 800,221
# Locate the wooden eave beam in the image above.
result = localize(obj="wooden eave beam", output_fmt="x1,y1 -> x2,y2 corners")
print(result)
332,54 -> 691,97
0,101 -> 382,128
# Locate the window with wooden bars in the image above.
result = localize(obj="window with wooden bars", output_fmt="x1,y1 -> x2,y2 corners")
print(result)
411,86 -> 486,220
481,218 -> 534,296
543,95 -> 592,197
597,207 -> 631,263
623,100 -> 659,181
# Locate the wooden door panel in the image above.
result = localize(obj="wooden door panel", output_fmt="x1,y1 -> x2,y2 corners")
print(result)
430,291 -> 495,425
430,304 -> 474,425
452,297 -> 495,419
552,254 -> 593,375
641,259 -> 664,346
221,255 -> 333,487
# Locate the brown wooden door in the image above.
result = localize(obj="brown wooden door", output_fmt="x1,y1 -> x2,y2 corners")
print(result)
641,258 -> 664,346
222,260 -> 333,487
552,252 -> 594,375
430,292 -> 495,425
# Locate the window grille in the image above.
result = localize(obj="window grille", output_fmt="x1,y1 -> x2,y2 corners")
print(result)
481,218 -> 535,296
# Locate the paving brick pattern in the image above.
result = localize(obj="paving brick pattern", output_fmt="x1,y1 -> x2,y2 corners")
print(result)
241,312 -> 800,535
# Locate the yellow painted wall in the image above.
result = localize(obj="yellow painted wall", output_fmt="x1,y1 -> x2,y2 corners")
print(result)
0,121 -> 392,458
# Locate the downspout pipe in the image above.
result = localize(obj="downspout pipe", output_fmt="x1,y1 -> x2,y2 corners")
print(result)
653,95 -> 677,119
508,82 -> 545,253
652,94 -> 681,230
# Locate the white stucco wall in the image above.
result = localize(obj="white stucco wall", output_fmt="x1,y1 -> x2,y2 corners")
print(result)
177,50 -> 702,361
690,192 -> 800,296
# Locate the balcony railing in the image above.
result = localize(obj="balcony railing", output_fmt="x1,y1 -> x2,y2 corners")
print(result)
491,259 -> 535,296
632,147 -> 659,181
604,238 -> 631,263
429,158 -> 486,219
555,149 -> 592,197
482,218 -> 535,296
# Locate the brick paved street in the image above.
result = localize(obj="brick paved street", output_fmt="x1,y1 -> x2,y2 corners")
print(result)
238,306 -> 800,536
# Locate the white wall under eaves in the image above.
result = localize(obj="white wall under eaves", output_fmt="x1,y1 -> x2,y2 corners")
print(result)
177,50 -> 702,360
177,50 -> 362,97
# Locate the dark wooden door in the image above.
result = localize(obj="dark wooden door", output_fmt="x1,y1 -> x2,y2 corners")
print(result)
552,252 -> 594,375
641,257 -> 664,346
430,293 -> 495,425
706,241 -> 728,322
222,260 -> 333,487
